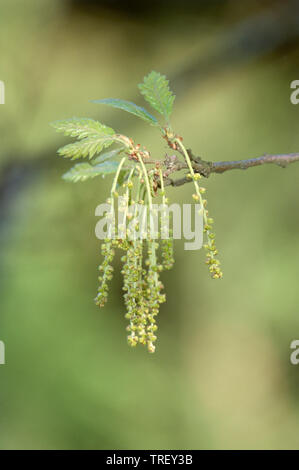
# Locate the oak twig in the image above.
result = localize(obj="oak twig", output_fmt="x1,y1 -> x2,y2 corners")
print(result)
162,152 -> 299,187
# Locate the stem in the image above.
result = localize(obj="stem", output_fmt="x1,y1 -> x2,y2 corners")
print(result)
137,153 -> 158,284
159,168 -> 165,195
137,154 -> 153,210
174,138 -> 222,278
159,168 -> 168,238
108,156 -> 126,239
111,156 -> 126,194
121,166 -> 135,235
174,138 -> 207,224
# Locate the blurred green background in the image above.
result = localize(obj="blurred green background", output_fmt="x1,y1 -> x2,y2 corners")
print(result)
1,0 -> 299,450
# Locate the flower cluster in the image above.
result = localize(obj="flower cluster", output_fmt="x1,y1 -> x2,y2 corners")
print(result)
171,135 -> 223,280
203,216 -> 222,279
197,185 -> 222,279
96,165 -> 174,353
94,238 -> 115,307
159,169 -> 174,271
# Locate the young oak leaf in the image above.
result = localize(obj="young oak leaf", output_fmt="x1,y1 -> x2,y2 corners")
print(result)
91,148 -> 124,165
57,135 -> 117,160
63,160 -> 126,182
51,117 -> 115,140
138,71 -> 175,122
92,98 -> 158,126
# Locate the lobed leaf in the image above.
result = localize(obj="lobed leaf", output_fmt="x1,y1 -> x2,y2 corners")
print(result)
92,98 -> 158,126
138,71 -> 175,122
91,148 -> 124,165
63,161 -> 125,182
51,117 -> 115,140
57,135 -> 116,160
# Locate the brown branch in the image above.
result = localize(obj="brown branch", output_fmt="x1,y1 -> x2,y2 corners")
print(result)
163,153 -> 299,187
210,153 -> 299,174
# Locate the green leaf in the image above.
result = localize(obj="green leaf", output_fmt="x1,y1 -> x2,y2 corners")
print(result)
57,135 -> 116,160
138,71 -> 175,122
51,117 -> 115,139
92,98 -> 158,126
63,161 -> 124,182
92,148 -> 124,165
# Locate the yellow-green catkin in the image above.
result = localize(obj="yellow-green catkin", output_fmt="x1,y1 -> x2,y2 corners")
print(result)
159,169 -> 174,270
95,158 -> 126,306
175,138 -> 223,279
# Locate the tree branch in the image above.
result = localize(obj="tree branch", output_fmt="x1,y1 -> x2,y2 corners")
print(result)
210,153 -> 299,174
163,152 -> 299,187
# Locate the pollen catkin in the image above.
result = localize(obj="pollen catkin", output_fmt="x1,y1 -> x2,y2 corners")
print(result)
173,137 -> 223,280
122,240 -> 146,347
144,238 -> 165,353
159,169 -> 174,271
107,167 -> 169,353
95,238 -> 115,307
161,237 -> 174,270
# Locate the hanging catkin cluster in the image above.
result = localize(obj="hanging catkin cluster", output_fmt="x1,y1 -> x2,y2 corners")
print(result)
94,164 -> 172,353
52,71 -> 222,353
